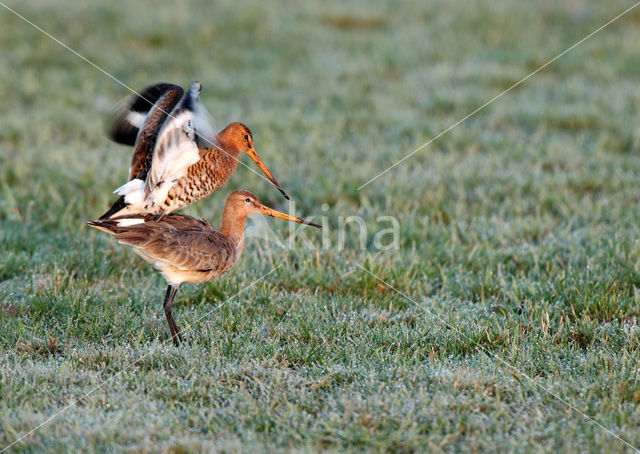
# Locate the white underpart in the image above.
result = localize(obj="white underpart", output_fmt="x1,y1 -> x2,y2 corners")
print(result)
115,218 -> 145,227
154,261 -> 187,286
123,247 -> 184,286
114,178 -> 145,205
145,111 -> 202,202
126,111 -> 147,129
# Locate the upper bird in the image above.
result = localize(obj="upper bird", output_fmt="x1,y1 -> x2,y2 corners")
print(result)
100,81 -> 289,220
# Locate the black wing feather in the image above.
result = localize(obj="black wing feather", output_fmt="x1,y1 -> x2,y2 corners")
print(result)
108,83 -> 184,146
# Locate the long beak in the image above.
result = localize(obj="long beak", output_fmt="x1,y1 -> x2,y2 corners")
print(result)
246,148 -> 290,200
259,204 -> 321,228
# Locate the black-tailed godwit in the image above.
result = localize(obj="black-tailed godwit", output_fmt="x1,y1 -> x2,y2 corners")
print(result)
100,82 -> 289,220
89,190 -> 320,346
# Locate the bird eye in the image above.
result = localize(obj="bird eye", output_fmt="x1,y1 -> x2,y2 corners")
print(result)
243,134 -> 249,141
245,198 -> 251,203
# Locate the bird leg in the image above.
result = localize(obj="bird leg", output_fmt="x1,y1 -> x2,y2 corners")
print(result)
162,285 -> 183,346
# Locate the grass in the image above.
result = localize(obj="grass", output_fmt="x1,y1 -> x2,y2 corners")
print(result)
2,0 -> 640,452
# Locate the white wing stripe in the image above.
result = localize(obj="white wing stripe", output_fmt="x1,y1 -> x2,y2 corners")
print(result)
116,218 -> 145,227
125,111 -> 147,129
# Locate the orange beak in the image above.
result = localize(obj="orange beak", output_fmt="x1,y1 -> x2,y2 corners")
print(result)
259,204 -> 321,228
246,148 -> 290,200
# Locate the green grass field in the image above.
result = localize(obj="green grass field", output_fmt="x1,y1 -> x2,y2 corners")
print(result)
2,0 -> 640,452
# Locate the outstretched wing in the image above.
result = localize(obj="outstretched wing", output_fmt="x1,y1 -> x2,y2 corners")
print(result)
108,83 -> 184,146
128,85 -> 184,181
145,81 -> 217,196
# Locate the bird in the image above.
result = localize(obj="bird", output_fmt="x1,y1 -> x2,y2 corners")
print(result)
100,81 -> 289,220
88,190 -> 320,346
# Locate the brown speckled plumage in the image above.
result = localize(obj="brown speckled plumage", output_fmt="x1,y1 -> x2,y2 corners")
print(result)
161,146 -> 239,213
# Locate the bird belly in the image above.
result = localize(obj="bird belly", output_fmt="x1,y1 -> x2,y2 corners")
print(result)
129,248 -> 214,285
160,264 -> 232,285
162,266 -> 212,285
159,164 -> 225,212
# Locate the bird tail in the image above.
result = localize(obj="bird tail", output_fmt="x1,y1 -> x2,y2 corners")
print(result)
98,195 -> 127,220
98,178 -> 147,219
86,219 -> 117,235
87,216 -> 148,235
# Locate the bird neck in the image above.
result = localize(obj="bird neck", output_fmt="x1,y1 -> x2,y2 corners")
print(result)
214,129 -> 242,156
219,209 -> 247,247
210,137 -> 241,173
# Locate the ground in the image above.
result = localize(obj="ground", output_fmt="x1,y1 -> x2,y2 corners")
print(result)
1,0 -> 640,452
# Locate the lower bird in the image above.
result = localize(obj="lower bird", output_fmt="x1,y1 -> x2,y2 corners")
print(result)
88,190 -> 320,346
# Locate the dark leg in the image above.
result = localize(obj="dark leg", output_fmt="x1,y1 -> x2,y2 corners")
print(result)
162,285 -> 183,346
